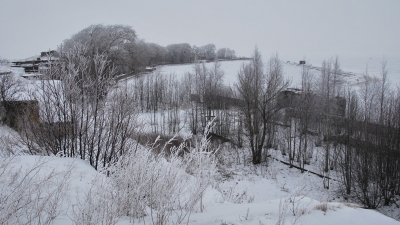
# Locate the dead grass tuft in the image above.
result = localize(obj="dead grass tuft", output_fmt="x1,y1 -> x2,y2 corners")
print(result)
314,202 -> 341,214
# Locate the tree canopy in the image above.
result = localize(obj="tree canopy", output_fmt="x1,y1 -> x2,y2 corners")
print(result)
61,24 -> 237,74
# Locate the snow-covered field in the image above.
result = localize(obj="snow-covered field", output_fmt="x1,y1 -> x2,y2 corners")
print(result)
149,57 -> 400,88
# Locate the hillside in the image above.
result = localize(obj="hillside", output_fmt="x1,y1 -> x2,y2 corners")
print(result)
1,124 -> 399,224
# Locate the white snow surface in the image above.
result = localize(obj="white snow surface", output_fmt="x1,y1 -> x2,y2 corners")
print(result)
147,57 -> 400,88
1,124 -> 399,224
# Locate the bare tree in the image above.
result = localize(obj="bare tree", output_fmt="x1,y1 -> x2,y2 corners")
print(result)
316,58 -> 344,188
236,48 -> 288,164
335,86 -> 359,197
378,58 -> 390,124
319,60 -> 332,175
332,56 -> 343,97
295,65 -> 316,170
22,44 -> 139,170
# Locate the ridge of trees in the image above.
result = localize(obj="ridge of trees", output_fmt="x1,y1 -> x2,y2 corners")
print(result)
61,24 -> 238,75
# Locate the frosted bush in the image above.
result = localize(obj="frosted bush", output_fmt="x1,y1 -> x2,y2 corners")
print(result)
0,157 -> 71,225
69,174 -> 122,225
107,125 -> 217,224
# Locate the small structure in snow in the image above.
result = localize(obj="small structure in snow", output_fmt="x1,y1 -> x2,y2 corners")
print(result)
0,71 -> 12,76
145,66 -> 156,72
277,88 -> 346,117
194,59 -> 208,63
1,80 -> 68,132
1,100 -> 40,131
190,93 -> 245,109
299,60 -> 306,65
21,73 -> 43,80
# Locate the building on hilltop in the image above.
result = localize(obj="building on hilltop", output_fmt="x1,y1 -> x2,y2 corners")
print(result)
12,50 -> 59,74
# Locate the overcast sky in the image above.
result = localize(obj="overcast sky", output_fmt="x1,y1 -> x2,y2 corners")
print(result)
1,0 -> 399,62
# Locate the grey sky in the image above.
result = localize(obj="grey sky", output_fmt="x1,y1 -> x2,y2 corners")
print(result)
1,0 -> 399,61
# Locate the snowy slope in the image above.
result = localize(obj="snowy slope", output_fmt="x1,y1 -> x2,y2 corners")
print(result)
147,58 -> 400,88
1,133 -> 398,225
1,155 -> 397,225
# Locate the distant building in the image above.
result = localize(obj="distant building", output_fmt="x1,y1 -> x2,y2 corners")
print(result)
12,50 -> 59,74
0,71 -> 12,76
1,100 -> 39,132
299,60 -> 306,65
1,80 -> 68,132
194,60 -> 207,63
0,72 -> 38,131
21,73 -> 43,80
190,93 -> 245,110
277,88 -> 346,117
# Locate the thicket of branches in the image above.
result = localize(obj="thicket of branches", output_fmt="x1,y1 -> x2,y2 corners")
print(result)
277,57 -> 400,209
126,58 -> 235,139
334,71 -> 400,209
236,48 -> 289,164
18,44 -> 138,170
1,40 -> 220,224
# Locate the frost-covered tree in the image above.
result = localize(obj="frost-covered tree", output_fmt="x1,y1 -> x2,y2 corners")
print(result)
62,24 -> 137,74
166,43 -> 193,64
193,44 -> 217,61
216,47 -> 236,59
22,44 -> 139,169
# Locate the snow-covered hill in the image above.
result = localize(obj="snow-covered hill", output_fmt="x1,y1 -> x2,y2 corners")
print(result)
149,57 -> 400,88
1,125 -> 399,225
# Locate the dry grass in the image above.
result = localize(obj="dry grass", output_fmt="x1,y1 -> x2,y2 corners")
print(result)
298,206 -> 309,215
314,202 -> 342,214
314,203 -> 329,212
313,202 -> 360,217
343,202 -> 360,209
